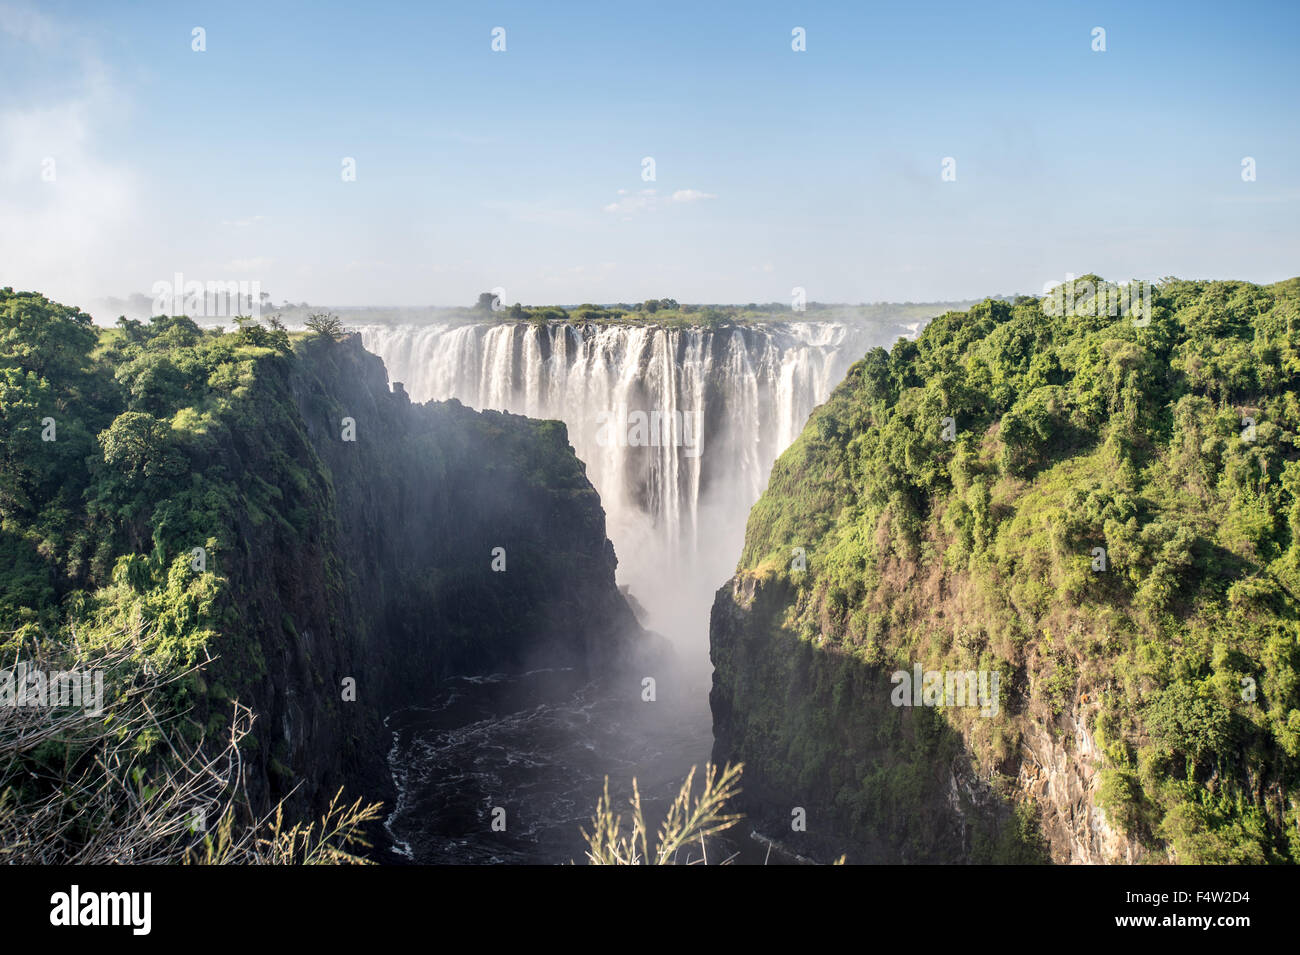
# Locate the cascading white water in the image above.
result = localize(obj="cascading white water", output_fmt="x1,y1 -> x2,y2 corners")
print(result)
359,319 -> 897,669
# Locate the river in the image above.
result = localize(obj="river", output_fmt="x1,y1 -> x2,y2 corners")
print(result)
383,664 -> 715,864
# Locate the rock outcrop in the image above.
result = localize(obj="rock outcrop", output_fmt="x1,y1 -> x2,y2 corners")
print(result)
205,333 -> 652,826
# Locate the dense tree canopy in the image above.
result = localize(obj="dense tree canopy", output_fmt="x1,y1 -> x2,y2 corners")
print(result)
740,276 -> 1300,862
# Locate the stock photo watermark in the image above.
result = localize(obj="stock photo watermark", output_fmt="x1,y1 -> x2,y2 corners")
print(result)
594,407 -> 703,458
1041,274 -> 1153,327
890,665 -> 1000,717
1,662 -> 104,716
150,273 -> 263,319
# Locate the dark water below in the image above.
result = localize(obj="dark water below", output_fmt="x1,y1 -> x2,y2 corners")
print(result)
383,665 -> 715,865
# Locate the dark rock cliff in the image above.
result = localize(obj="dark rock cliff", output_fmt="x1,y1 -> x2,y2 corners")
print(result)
208,334 -> 652,829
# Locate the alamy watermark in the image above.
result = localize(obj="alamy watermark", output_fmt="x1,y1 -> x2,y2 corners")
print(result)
150,272 -> 262,319
50,885 -> 150,935
890,665 -> 1000,717
1041,274 -> 1152,327
1,662 -> 104,716
595,406 -> 703,458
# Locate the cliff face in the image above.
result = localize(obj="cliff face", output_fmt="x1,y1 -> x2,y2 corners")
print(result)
1015,702 -> 1144,863
185,334 -> 651,820
293,334 -> 645,682
711,572 -> 1145,863
710,574 -> 1048,863
711,278 -> 1300,865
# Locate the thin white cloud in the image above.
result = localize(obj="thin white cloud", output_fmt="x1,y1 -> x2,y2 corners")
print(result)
603,188 -> 657,215
603,187 -> 715,216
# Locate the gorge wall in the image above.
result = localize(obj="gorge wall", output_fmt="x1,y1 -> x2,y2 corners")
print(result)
219,334 -> 654,818
711,279 -> 1300,865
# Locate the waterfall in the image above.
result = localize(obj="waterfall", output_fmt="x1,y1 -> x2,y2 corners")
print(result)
358,319 -> 894,665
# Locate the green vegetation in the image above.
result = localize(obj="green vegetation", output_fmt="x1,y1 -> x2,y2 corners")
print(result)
0,290 -> 305,690
303,311 -> 344,341
728,276 -> 1300,863
0,287 -> 340,857
2,286 -> 642,862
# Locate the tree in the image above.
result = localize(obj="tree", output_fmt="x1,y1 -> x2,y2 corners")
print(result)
1145,682 -> 1232,765
860,347 -> 892,405
115,316 -> 148,344
99,411 -> 184,480
304,312 -> 344,341
1,289 -> 98,387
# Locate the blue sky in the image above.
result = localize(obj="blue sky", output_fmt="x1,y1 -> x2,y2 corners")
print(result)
1,0 -> 1297,311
